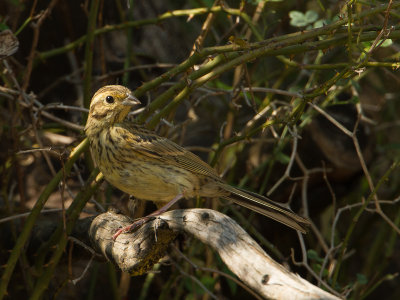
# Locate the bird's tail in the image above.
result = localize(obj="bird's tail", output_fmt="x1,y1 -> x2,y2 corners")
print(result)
220,184 -> 310,233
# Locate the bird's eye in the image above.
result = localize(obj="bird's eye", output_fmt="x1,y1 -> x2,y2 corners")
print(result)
106,95 -> 114,104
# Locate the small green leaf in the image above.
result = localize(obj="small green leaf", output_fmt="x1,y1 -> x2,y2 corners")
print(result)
290,10 -> 319,27
0,23 -> 9,31
203,0 -> 215,7
289,11 -> 308,27
313,19 -> 326,28
307,249 -> 324,263
276,152 -> 290,164
213,80 -> 233,90
381,39 -> 393,47
200,275 -> 217,290
362,41 -> 372,48
356,273 -> 368,285
305,10 -> 319,23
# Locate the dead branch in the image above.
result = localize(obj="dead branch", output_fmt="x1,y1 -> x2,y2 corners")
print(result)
89,209 -> 341,300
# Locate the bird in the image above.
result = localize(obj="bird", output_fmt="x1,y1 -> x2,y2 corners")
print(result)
84,85 -> 310,239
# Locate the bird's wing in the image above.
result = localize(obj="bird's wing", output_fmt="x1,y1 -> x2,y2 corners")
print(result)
119,123 -> 221,179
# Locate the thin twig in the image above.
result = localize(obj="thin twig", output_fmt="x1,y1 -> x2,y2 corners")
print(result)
0,208 -> 62,224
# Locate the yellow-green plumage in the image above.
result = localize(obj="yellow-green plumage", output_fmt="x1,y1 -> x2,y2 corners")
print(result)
85,85 -> 310,233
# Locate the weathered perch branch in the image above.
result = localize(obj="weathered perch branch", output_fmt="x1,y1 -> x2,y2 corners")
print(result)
88,209 -> 177,275
89,209 -> 340,300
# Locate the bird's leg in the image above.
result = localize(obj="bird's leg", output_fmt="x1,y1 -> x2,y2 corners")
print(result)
112,194 -> 184,240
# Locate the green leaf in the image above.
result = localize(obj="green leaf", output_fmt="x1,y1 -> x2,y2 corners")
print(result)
0,23 -> 9,31
200,275 -> 217,290
289,10 -> 319,27
307,249 -> 324,263
289,11 -> 308,27
356,273 -> 368,285
305,10 -> 319,23
313,19 -> 326,28
213,80 -> 233,90
203,0 -> 215,7
275,152 -> 290,164
381,39 -> 393,47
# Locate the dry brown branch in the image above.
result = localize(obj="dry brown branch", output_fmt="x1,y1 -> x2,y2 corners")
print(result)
190,0 -> 219,55
22,0 -> 59,91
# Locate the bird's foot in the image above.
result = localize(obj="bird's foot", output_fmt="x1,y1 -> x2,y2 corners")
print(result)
112,194 -> 184,240
112,216 -> 154,240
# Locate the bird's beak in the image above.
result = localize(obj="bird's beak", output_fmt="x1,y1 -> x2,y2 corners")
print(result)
122,94 -> 141,107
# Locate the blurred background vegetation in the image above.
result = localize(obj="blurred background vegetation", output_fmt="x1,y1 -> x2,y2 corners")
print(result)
1,0 -> 400,299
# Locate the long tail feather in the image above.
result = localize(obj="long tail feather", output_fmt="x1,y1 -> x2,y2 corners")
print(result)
220,184 -> 310,233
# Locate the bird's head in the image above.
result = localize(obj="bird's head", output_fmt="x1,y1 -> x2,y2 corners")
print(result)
85,85 -> 140,135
